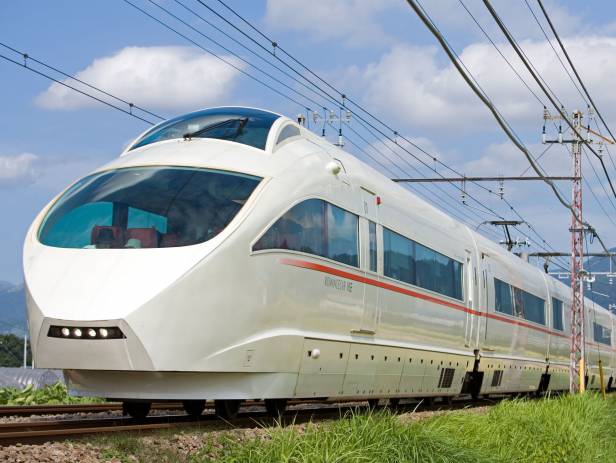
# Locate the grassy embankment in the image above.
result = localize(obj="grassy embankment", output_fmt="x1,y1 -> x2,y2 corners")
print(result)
98,393 -> 616,463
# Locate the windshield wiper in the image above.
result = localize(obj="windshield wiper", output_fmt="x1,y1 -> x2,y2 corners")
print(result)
183,117 -> 248,141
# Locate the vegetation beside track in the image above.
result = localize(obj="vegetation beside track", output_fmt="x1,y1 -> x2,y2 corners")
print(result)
0,382 -> 102,405
95,394 -> 616,463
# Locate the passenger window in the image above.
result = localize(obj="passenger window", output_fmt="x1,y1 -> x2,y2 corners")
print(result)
523,291 -> 545,325
276,124 -> 301,145
552,298 -> 564,331
368,221 -> 377,272
383,227 -> 463,300
253,199 -> 359,267
594,322 -> 612,346
383,228 -> 414,285
494,279 -> 513,315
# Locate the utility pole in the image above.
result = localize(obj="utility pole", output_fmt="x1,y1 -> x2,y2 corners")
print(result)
22,334 -> 27,369
543,108 -> 593,393
570,110 -> 585,393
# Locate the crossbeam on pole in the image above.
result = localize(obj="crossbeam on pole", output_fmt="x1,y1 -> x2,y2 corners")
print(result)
391,176 -> 578,182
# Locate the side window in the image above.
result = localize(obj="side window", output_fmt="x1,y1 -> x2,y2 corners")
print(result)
253,199 -> 358,267
368,221 -> 377,272
276,124 -> 301,145
594,322 -> 612,346
523,292 -> 545,325
494,279 -> 513,315
552,298 -> 564,331
383,227 -> 463,300
326,203 -> 359,266
383,228 -> 414,285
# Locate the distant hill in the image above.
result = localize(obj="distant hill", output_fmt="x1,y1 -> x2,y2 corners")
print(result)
0,282 -> 27,336
554,248 -> 616,311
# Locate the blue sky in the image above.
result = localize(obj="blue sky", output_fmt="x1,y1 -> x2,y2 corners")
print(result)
2,0 -> 616,283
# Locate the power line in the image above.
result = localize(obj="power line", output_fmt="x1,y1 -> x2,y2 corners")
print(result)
121,0 -> 312,110
457,0 -> 546,107
405,0 -> 611,272
482,0 -> 616,211
522,0 -> 588,106
145,0 -> 326,110
536,0 -> 616,145
0,52 -> 157,125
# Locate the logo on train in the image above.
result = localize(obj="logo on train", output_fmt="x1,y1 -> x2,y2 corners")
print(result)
324,276 -> 353,293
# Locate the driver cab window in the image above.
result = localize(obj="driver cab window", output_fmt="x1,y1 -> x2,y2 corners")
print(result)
276,125 -> 301,146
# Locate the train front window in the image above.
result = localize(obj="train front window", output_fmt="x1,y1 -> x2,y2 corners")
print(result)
38,167 -> 261,249
128,107 -> 280,151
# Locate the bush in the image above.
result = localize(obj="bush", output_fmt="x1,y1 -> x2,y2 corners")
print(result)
0,382 -> 103,405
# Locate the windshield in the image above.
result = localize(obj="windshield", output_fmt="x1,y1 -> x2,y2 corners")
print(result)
128,107 -> 280,151
38,167 -> 261,249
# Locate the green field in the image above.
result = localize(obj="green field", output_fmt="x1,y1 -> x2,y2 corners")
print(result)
98,393 -> 616,463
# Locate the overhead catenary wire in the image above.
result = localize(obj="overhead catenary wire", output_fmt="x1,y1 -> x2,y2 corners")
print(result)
0,42 -> 165,121
121,0 -> 312,110
536,0 -> 616,145
405,0 -> 613,271
482,0 -> 616,214
522,0 -> 588,106
144,0 -> 327,111
0,52 -> 157,125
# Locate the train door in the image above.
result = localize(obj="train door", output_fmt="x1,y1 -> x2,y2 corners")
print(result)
355,188 -> 379,335
464,249 -> 481,348
478,253 -> 492,349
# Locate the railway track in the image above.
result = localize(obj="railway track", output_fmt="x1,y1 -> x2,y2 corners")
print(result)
0,397 -> 494,446
0,402 -> 184,417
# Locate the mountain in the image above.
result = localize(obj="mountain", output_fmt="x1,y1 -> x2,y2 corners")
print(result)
555,248 -> 616,310
0,282 -> 27,336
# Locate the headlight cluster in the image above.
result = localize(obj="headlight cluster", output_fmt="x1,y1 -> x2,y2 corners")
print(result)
48,325 -> 125,340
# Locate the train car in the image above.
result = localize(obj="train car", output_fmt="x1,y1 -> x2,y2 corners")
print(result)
24,106 -> 616,419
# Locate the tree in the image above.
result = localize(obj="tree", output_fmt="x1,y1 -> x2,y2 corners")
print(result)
0,334 -> 31,367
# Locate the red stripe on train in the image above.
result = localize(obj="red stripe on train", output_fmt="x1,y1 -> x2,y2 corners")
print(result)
279,257 -> 568,339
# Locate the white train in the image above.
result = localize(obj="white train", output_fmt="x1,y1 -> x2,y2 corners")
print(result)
24,107 -> 614,419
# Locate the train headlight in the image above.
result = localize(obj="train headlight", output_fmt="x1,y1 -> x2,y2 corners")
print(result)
48,325 -> 125,340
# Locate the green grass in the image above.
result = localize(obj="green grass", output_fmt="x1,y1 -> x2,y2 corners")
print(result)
95,394 -> 616,463
198,394 -> 616,463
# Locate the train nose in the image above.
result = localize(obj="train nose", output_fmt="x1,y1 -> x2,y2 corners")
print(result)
25,245 -> 210,370
33,316 -> 154,370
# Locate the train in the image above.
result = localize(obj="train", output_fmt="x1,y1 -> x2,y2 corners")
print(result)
24,106 -> 614,419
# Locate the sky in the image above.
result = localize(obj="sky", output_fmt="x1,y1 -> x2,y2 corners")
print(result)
2,0 -> 616,284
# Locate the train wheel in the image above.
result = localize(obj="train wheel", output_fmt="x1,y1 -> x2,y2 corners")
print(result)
387,398 -> 400,410
265,399 -> 287,418
367,399 -> 379,411
123,401 -> 151,419
215,399 -> 241,420
182,400 -> 205,418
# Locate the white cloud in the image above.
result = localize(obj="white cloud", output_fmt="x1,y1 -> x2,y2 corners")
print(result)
0,153 -> 39,189
36,46 -> 242,111
264,0 -> 400,46
345,36 -> 616,133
